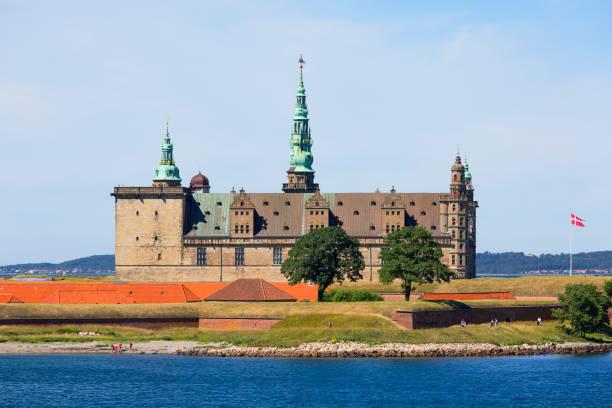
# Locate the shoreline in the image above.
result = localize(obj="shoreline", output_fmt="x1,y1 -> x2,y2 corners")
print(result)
0,341 -> 611,357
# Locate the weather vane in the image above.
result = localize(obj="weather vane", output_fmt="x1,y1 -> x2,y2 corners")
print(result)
298,54 -> 305,73
165,116 -> 171,135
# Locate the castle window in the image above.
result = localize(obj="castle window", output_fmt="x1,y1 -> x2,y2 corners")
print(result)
315,211 -> 319,215
459,255 -> 463,266
310,225 -> 313,231
246,211 -> 249,215
397,224 -> 400,231
391,225 -> 395,232
459,243 -> 463,250
240,225 -> 244,233
154,236 -> 158,241
460,204 -> 464,210
136,211 -> 139,216
283,225 -> 289,230
460,230 -> 464,239
460,218 -> 464,226
240,211 -> 244,215
235,224 -> 239,233
431,226 -> 436,231
452,255 -> 455,265
337,201 -> 343,206
155,211 -> 158,216
410,201 -> 415,206
370,225 -> 375,231
273,247 -> 283,265
454,174 -> 457,181
452,204 -> 456,211
273,211 -> 279,216
285,201 -> 291,206
432,202 -> 437,206
214,225 -> 220,230
452,218 -> 456,226
386,211 -> 389,215
263,201 -> 269,206
217,202 -> 222,206
246,224 -> 250,233
386,224 -> 389,233
136,236 -> 139,241
197,248 -> 207,266
310,211 -> 314,215
371,201 -> 376,206
315,225 -> 319,229
353,210 -> 359,215
157,253 -> 162,260
235,211 -> 238,215
391,211 -> 394,215
240,202 -> 244,207
420,211 -> 426,216
452,230 -> 456,238
235,248 -> 245,266
391,201 -> 395,206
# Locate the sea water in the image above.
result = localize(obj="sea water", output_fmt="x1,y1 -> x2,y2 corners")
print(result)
0,354 -> 610,407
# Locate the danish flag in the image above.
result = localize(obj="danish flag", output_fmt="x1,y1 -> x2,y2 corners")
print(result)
570,213 -> 585,227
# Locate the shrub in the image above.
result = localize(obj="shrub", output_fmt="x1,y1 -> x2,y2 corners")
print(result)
604,279 -> 612,297
552,284 -> 611,336
322,289 -> 383,302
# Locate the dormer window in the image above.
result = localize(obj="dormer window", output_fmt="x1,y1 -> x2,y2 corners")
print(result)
370,225 -> 375,230
420,211 -> 426,216
353,210 -> 359,215
205,210 -> 211,215
337,201 -> 343,206
410,201 -> 415,206
217,201 -> 222,206
273,211 -> 279,216
283,225 -> 289,230
285,201 -> 291,206
371,201 -> 376,206
431,225 -> 436,230
214,225 -> 220,230
263,201 -> 269,206
431,202 -> 437,206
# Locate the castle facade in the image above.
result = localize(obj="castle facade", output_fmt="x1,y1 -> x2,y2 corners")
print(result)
112,61 -> 478,282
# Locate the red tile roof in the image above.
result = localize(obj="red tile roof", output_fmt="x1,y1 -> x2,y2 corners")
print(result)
205,279 -> 296,302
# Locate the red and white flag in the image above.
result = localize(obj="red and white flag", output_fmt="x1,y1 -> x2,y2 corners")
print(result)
570,213 -> 585,227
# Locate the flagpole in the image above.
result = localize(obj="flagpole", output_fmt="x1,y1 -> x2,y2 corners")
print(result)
569,225 -> 573,277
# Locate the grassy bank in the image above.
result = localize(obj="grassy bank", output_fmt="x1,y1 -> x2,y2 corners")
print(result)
0,317 -> 607,347
0,299 -> 558,320
333,276 -> 610,295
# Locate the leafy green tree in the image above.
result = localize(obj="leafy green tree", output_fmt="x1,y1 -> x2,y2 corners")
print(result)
281,226 -> 364,301
604,279 -> 612,298
552,284 -> 611,336
378,226 -> 453,300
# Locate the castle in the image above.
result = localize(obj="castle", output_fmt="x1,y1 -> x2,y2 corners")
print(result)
112,59 -> 478,282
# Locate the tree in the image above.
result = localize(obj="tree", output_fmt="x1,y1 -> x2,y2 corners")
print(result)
604,279 -> 612,298
281,226 -> 365,301
552,284 -> 611,337
378,226 -> 453,300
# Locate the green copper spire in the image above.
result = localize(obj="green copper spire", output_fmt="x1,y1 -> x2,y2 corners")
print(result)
288,55 -> 314,172
153,120 -> 181,185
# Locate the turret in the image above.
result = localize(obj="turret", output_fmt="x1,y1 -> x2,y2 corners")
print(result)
153,121 -> 181,187
283,55 -> 318,193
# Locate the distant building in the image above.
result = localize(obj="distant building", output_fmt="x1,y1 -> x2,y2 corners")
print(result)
111,60 -> 478,282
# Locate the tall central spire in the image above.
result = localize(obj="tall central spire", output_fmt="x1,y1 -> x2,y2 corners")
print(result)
282,55 -> 318,193
153,119 -> 181,187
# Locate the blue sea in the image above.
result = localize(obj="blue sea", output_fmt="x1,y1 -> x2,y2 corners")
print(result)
0,354 -> 610,407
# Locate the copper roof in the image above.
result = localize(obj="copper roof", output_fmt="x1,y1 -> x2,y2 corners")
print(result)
187,191 -> 444,237
204,279 -> 296,302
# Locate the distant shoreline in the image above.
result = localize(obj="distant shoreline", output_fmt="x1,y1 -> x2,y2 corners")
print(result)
1,341 -> 610,358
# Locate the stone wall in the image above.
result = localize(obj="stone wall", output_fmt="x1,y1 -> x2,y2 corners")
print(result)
396,305 -> 559,330
0,317 -> 199,330
198,317 -> 281,330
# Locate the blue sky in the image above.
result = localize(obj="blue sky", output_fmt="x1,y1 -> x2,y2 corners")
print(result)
1,0 -> 611,264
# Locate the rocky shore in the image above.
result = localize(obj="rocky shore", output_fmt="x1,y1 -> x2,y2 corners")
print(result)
0,341 -> 610,357
179,341 -> 612,358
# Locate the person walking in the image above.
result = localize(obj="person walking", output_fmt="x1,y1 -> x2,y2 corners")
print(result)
490,319 -> 494,327
537,317 -> 542,326
494,318 -> 498,326
460,319 -> 466,328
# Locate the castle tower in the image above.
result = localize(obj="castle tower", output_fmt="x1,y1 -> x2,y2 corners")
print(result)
381,187 -> 405,235
153,122 -> 181,187
282,55 -> 318,193
439,155 -> 477,278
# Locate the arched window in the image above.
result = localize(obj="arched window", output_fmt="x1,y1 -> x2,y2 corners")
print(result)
246,224 -> 250,233
454,174 -> 457,181
234,224 -> 239,233
386,224 -> 389,233
240,225 -> 244,233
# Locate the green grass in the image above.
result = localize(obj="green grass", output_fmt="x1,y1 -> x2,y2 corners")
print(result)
0,299 -> 558,321
0,317 -> 607,347
333,276 -> 611,296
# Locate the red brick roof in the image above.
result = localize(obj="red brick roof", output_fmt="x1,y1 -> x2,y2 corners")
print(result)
205,279 -> 296,302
